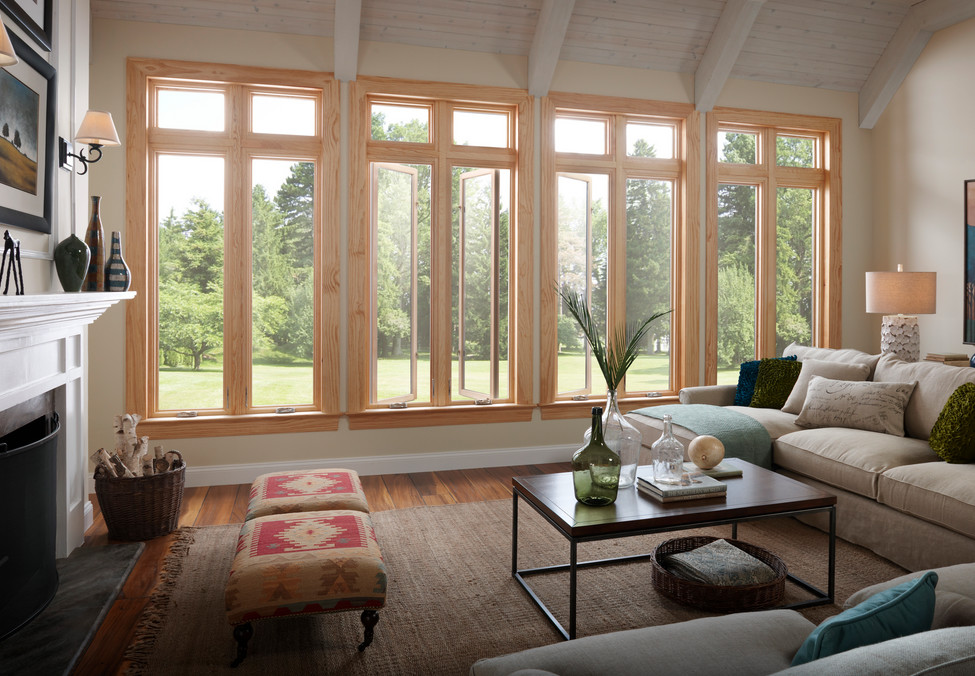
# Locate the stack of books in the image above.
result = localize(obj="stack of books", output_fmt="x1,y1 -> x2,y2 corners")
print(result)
924,353 -> 971,367
636,468 -> 728,503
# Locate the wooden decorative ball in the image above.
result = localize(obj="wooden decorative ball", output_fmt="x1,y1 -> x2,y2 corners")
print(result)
688,435 -> 725,469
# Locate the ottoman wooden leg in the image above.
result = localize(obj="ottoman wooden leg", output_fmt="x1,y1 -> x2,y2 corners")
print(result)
230,622 -> 254,667
358,610 -> 380,651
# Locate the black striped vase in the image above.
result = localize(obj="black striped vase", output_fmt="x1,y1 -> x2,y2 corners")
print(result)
105,230 -> 131,292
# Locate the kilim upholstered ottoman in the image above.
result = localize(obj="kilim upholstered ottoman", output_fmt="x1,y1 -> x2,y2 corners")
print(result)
225,509 -> 387,666
245,468 -> 369,521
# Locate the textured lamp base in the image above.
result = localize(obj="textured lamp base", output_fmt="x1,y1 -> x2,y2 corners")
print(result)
880,314 -> 920,362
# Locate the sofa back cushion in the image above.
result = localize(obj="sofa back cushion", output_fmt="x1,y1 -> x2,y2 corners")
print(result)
873,355 -> 975,440
783,343 -> 882,378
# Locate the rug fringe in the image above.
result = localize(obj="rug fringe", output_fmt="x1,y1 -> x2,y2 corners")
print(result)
122,528 -> 199,675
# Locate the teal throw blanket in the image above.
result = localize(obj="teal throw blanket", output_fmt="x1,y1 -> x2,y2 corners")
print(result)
631,404 -> 772,468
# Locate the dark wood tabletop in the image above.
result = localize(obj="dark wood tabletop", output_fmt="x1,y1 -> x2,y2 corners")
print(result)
512,459 -> 837,539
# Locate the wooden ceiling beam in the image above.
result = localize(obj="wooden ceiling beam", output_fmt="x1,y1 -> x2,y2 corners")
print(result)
528,0 -> 575,97
858,0 -> 975,129
334,0 -> 362,82
694,0 -> 767,113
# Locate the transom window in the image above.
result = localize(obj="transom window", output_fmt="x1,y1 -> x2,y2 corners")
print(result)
540,95 -> 699,416
348,79 -> 533,427
125,60 -> 340,437
706,110 -> 841,385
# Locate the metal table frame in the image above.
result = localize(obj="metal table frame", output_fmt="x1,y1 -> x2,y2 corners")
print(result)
511,486 -> 836,641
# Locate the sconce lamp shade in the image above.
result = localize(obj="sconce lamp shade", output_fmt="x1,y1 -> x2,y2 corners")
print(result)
75,111 -> 120,146
865,266 -> 936,315
0,21 -> 18,66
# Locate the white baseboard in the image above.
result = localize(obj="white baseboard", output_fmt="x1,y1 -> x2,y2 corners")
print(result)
185,443 -> 577,487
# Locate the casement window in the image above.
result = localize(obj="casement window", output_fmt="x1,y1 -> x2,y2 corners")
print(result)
125,60 -> 340,437
347,78 -> 533,428
705,110 -> 841,384
539,95 -> 699,417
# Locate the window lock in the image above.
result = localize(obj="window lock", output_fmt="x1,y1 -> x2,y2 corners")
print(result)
475,398 -> 492,405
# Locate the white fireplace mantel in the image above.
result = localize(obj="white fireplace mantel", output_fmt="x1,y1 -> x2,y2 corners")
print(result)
0,291 -> 134,555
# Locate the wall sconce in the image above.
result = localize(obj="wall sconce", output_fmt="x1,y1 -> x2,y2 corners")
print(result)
58,111 -> 120,175
865,263 -> 937,362
0,20 -> 17,66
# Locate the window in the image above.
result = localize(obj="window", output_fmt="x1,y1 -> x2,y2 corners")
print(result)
125,60 -> 340,437
706,110 -> 841,385
348,78 -> 533,428
540,95 -> 699,417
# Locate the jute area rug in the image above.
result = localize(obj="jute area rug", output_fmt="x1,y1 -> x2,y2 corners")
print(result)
124,499 -> 906,675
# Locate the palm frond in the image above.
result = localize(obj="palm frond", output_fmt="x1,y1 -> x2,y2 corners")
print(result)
558,286 -> 671,390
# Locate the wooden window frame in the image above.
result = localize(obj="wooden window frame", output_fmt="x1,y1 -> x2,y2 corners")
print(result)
704,108 -> 842,384
539,93 -> 700,420
347,77 -> 534,430
125,58 -> 341,438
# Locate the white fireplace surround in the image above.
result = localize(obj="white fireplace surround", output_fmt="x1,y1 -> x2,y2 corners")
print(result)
0,291 -> 134,556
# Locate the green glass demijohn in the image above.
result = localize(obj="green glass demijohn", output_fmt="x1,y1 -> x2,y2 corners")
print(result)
572,406 -> 621,506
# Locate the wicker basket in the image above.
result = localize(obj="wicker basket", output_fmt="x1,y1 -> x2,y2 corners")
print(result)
651,535 -> 787,612
95,451 -> 185,541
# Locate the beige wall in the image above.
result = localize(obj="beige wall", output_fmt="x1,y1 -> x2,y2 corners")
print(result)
87,18 -> 875,477
872,17 -> 975,360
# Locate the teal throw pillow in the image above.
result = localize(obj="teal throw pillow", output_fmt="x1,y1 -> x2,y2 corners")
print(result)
749,358 -> 803,409
791,571 -> 938,666
929,383 -> 975,463
734,355 -> 797,406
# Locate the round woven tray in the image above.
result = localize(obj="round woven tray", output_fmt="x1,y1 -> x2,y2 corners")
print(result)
94,451 -> 185,541
651,535 -> 787,612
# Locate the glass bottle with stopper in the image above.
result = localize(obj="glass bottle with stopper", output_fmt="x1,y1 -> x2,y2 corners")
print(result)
572,406 -> 621,506
651,413 -> 685,485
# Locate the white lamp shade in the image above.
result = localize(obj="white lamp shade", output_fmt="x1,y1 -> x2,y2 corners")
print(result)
75,111 -> 120,146
0,21 -> 18,67
865,268 -> 936,315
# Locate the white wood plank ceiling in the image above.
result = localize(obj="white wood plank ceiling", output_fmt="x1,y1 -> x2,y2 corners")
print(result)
89,0 -> 975,128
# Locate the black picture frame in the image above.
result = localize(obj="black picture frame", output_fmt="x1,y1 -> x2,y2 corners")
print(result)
0,29 -> 55,234
965,180 -> 975,344
0,0 -> 52,52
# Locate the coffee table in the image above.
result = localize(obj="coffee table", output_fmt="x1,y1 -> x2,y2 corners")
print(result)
511,459 -> 836,639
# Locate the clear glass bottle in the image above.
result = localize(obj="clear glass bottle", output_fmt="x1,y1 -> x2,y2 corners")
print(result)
572,406 -> 621,506
651,414 -> 685,485
582,390 -> 642,488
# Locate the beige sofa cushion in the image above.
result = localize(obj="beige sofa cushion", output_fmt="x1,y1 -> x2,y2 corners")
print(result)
794,377 -> 915,436
773,428 -> 936,499
782,359 -> 871,414
783,343 -> 882,378
469,610 -> 815,676
873,355 -> 975,440
878,462 -> 975,539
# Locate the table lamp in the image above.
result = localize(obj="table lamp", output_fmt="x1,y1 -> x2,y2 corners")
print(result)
865,264 -> 936,362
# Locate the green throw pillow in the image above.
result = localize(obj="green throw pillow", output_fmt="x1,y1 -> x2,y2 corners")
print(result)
749,358 -> 803,409
930,383 -> 975,463
791,571 -> 938,666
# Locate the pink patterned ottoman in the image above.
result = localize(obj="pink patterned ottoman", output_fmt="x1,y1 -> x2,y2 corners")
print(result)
245,468 -> 369,521
225,509 -> 387,666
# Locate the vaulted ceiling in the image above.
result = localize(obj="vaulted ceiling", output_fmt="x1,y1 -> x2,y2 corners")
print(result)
90,0 -> 975,128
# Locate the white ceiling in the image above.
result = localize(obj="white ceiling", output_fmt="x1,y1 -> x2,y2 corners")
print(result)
89,0 -> 975,127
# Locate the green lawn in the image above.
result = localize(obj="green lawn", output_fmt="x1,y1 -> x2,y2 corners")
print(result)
159,354 -> 743,409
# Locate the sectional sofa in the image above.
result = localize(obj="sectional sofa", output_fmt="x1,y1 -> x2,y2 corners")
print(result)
625,344 -> 975,572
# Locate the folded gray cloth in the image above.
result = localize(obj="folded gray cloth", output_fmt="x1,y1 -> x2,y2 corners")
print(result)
664,539 -> 777,586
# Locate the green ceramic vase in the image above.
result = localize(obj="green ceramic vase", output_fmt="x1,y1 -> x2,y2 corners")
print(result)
54,233 -> 91,292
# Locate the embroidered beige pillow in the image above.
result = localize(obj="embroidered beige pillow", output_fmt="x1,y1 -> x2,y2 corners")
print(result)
795,376 -> 917,436
782,359 -> 872,414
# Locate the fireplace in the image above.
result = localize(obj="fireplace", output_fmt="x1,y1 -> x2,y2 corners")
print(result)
0,406 -> 60,641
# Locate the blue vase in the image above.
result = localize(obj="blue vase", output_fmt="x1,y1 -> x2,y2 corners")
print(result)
105,230 -> 130,292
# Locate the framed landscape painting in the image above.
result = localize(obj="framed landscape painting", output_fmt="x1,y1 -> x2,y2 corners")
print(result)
0,29 -> 55,234
0,0 -> 53,51
966,179 -> 975,344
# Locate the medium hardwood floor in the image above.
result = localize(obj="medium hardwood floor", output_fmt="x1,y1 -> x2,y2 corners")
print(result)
72,462 -> 572,675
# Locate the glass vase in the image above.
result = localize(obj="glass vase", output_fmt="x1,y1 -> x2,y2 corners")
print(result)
572,407 -> 621,506
651,414 -> 685,485
583,390 -> 642,488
